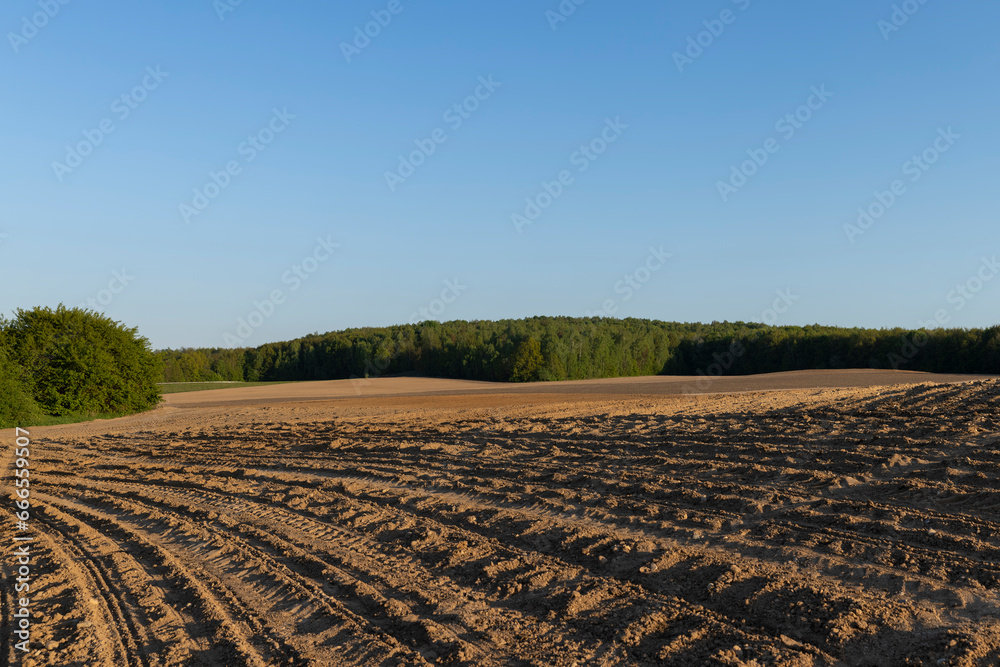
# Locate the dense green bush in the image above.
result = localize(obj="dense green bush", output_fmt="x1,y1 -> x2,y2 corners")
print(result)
0,341 -> 40,428
2,306 -> 162,417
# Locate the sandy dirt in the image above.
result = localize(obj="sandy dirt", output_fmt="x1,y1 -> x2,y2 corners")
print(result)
4,370 -> 1000,666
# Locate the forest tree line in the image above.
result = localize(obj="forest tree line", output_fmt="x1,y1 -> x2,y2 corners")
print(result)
157,317 -> 1000,384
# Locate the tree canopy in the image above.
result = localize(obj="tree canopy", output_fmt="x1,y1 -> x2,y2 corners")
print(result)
156,317 -> 1000,384
2,306 -> 162,420
0,340 -> 40,428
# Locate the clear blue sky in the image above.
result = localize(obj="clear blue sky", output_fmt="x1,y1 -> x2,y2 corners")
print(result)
2,0 -> 998,349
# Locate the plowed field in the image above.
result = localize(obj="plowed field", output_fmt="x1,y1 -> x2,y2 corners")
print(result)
5,371 -> 1000,666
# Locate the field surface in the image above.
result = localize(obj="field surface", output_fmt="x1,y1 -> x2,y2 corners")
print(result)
157,382 -> 294,395
4,370 -> 1000,666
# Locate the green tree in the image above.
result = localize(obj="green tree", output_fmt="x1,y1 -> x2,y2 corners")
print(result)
4,306 -> 162,416
539,333 -> 567,381
0,338 -> 40,428
510,337 -> 543,382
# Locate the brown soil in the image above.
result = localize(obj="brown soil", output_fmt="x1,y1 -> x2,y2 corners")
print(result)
4,370 -> 1000,666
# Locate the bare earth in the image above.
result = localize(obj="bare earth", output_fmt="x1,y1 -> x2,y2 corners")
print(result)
5,370 -> 1000,666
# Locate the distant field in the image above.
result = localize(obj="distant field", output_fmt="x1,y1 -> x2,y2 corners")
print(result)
157,381 -> 294,394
